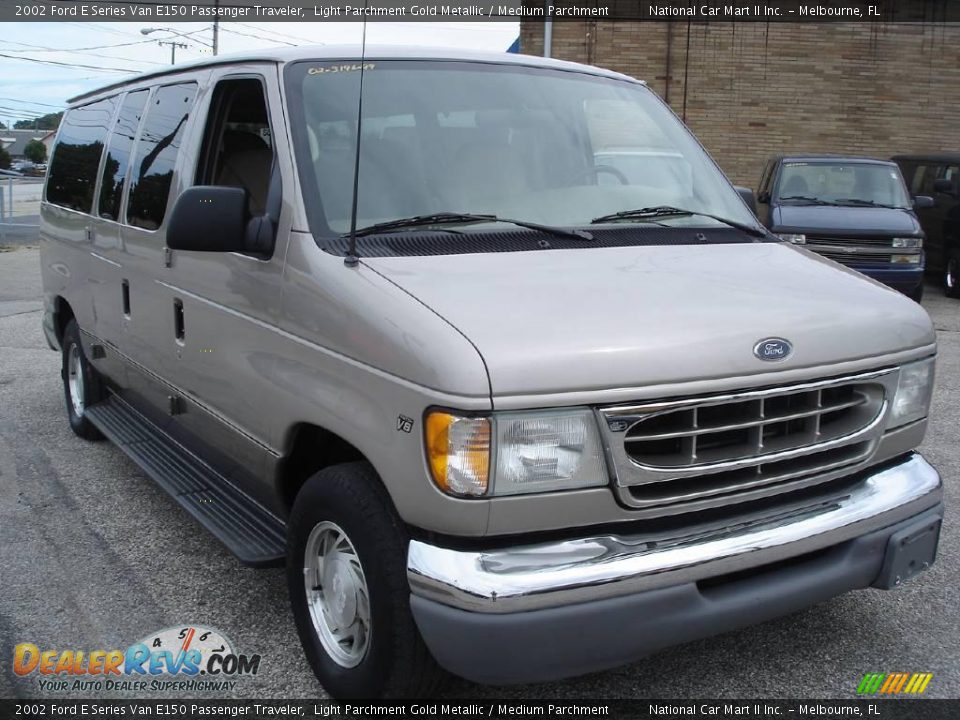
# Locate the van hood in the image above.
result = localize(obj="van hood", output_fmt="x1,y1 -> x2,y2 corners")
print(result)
363,242 -> 934,397
772,204 -> 921,235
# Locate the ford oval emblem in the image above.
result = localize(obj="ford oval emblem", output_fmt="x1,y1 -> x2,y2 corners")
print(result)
754,338 -> 793,362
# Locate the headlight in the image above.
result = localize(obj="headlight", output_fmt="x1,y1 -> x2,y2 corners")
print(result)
893,237 -> 923,249
425,412 -> 490,496
425,408 -> 608,497
778,233 -> 806,244
493,409 -> 608,496
889,357 -> 935,429
891,254 -> 922,264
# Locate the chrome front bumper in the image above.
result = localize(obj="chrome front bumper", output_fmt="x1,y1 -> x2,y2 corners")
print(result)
407,453 -> 941,614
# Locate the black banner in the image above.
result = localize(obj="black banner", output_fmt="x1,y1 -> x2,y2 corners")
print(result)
7,0 -> 960,23
3,701 -> 960,720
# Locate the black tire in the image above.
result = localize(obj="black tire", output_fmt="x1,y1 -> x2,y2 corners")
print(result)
61,319 -> 105,441
287,462 -> 445,699
944,248 -> 960,299
907,284 -> 924,303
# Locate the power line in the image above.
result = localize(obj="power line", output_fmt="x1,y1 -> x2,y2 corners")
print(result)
0,38 -> 159,53
0,97 -> 64,109
220,26 -> 297,46
65,22 -> 144,39
0,42 -> 164,67
0,52 -> 133,74
231,22 -> 320,45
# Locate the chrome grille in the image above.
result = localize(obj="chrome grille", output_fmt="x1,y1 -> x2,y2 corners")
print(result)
809,235 -> 894,248
600,370 -> 895,515
805,236 -> 917,268
625,384 -> 873,467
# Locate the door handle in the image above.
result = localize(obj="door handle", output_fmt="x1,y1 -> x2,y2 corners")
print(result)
174,299 -> 185,342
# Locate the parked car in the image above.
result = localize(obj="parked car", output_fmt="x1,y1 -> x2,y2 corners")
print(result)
756,155 -> 932,302
40,47 -> 942,698
892,153 -> 960,297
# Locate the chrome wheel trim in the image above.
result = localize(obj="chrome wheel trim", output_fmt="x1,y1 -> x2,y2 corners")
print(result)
67,343 -> 85,417
947,257 -> 958,290
303,520 -> 371,668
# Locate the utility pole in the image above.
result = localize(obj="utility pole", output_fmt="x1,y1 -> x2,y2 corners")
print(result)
158,40 -> 188,65
212,0 -> 220,55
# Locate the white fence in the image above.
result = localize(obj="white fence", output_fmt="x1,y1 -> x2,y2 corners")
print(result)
0,176 -> 43,244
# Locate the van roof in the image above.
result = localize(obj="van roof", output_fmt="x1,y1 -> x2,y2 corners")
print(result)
891,152 -> 960,163
68,44 -> 643,104
774,154 -> 897,165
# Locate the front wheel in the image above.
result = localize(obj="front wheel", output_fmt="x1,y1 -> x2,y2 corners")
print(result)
287,462 -> 445,698
944,248 -> 960,298
61,319 -> 104,441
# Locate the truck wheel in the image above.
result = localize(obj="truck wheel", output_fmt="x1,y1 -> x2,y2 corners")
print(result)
61,319 -> 105,441
945,249 -> 960,298
287,462 -> 445,699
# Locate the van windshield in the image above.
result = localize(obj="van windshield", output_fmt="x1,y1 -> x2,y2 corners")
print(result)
775,161 -> 912,209
285,60 -> 760,238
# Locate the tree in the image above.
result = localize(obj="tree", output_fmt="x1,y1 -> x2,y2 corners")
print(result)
0,146 -> 10,170
14,111 -> 62,131
24,139 -> 46,164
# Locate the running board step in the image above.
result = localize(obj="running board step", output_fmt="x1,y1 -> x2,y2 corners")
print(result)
85,394 -> 286,567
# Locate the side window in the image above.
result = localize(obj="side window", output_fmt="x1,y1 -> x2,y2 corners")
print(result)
920,165 -> 939,195
127,83 -> 198,231
97,89 -> 149,221
46,96 -> 118,213
759,160 -> 775,195
196,78 -> 273,216
908,165 -> 926,195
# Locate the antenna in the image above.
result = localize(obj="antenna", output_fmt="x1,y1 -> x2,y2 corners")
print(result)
344,14 -> 369,268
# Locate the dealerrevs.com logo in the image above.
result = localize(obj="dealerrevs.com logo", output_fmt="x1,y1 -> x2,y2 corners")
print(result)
13,625 -> 261,693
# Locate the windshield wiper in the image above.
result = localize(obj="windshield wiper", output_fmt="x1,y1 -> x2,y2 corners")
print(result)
590,206 -> 769,239
348,212 -> 593,241
834,198 -> 896,208
779,195 -> 837,205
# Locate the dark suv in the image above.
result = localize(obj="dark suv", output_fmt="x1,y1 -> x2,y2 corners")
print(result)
893,153 -> 960,298
757,155 -> 932,302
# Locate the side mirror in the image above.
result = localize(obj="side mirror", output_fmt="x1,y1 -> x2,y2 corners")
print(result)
913,195 -> 935,209
735,186 -> 757,214
932,178 -> 955,195
757,190 -> 771,204
167,186 -> 273,255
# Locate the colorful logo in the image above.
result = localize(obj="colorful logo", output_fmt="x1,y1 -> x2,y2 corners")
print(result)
13,625 -> 261,693
857,672 -> 933,695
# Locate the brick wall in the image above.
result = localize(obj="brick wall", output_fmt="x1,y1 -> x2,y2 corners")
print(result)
520,21 -> 960,187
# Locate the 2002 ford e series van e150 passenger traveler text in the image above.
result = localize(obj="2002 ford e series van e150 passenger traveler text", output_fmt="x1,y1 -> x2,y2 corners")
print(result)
39,46 -> 943,698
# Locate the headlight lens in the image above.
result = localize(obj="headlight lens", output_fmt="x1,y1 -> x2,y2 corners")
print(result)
891,254 -> 922,264
425,408 -> 608,497
493,409 -> 607,496
425,412 -> 490,497
889,357 -> 935,429
893,237 -> 923,249
778,233 -> 806,244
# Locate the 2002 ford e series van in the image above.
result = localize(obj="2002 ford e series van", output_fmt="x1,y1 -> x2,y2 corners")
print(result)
40,46 -> 942,698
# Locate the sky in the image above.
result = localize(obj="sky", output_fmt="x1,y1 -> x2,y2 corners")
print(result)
0,21 -> 520,126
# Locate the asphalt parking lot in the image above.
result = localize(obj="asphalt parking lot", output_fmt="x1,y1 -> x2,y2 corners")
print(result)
1,244 -> 958,700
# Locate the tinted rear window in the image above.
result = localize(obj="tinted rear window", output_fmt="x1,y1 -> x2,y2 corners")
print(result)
127,83 -> 197,230
46,97 -> 117,213
97,89 -> 149,222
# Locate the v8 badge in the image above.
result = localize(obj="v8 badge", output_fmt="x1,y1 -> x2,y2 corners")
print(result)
396,415 -> 414,433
